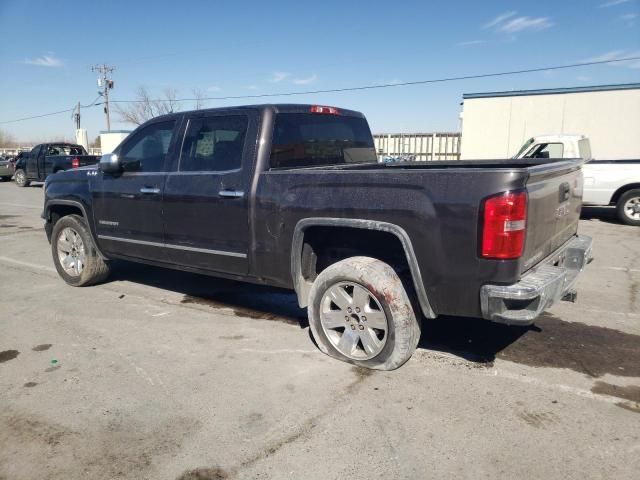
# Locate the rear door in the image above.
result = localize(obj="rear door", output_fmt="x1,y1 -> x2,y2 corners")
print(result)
521,162 -> 584,271
91,118 -> 180,262
162,111 -> 256,275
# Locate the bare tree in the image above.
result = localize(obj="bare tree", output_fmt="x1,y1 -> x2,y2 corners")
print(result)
0,129 -> 17,147
115,86 -> 182,125
192,88 -> 207,110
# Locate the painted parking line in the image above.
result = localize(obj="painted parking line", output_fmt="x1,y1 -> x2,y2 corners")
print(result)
0,255 -> 56,273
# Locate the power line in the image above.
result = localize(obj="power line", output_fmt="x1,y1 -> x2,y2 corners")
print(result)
0,97 -> 104,125
110,56 -> 640,104
2,55 -> 638,125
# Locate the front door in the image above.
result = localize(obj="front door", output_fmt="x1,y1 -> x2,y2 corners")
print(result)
91,118 -> 180,262
162,112 -> 255,275
26,146 -> 40,179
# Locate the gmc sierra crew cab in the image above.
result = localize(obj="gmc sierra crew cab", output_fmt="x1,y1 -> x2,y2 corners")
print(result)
43,104 -> 593,370
14,143 -> 100,187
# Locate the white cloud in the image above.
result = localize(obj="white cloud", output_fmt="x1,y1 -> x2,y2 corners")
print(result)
620,13 -> 637,25
599,0 -> 630,7
270,71 -> 289,82
23,55 -> 63,67
499,16 -> 553,33
207,86 -> 221,92
484,11 -> 516,29
584,50 -> 640,68
292,74 -> 317,85
456,40 -> 485,47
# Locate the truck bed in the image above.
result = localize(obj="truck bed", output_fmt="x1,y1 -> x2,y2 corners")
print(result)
257,158 -> 584,317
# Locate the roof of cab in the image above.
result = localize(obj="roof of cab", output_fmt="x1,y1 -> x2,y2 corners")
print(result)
151,104 -> 366,121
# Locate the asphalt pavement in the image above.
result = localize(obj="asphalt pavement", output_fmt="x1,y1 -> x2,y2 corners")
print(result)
0,180 -> 638,480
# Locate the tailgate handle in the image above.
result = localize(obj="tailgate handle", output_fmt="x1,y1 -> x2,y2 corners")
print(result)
559,182 -> 570,202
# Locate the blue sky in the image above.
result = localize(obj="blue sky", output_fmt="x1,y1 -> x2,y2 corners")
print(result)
1,0 -> 638,141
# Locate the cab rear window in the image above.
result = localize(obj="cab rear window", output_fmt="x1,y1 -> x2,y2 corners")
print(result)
270,113 -> 377,169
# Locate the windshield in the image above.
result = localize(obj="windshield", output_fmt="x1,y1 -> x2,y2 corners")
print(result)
270,113 -> 377,168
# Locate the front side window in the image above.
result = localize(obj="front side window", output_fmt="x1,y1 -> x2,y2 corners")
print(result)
270,113 -> 377,169
524,142 -> 564,159
119,121 -> 176,172
180,115 -> 248,172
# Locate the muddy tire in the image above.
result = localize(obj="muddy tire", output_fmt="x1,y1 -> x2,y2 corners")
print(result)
51,214 -> 110,286
308,256 -> 421,371
616,189 -> 640,226
14,169 -> 29,187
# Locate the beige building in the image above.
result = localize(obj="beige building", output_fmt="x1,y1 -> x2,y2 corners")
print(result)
460,83 -> 640,160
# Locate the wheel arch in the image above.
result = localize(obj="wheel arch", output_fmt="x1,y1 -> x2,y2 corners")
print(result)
610,183 -> 640,205
44,199 -> 105,258
291,218 -> 436,318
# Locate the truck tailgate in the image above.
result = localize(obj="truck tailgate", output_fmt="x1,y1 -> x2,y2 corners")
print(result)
521,160 -> 584,272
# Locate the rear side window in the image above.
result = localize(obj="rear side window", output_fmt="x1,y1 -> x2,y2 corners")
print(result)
270,113 -> 377,169
180,115 -> 248,172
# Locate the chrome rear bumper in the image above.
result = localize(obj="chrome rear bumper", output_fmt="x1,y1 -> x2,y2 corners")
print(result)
480,235 -> 593,326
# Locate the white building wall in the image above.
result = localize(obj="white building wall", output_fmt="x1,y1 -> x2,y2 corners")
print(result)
460,88 -> 640,160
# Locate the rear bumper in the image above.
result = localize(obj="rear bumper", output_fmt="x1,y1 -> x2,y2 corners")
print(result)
480,235 -> 593,326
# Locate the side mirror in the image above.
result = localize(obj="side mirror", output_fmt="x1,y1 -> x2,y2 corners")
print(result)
99,153 -> 121,173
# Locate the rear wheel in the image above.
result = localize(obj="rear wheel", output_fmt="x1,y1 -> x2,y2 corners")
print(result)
51,214 -> 110,286
308,256 -> 421,371
14,169 -> 29,187
616,189 -> 640,226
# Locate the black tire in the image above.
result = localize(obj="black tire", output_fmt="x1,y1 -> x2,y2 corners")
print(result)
14,169 -> 30,187
51,214 -> 110,286
0,176 -> 10,182
308,256 -> 421,371
616,189 -> 640,226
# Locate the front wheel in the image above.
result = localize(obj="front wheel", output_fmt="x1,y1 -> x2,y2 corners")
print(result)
616,189 -> 640,226
51,214 -> 110,286
14,169 -> 30,187
308,256 -> 421,371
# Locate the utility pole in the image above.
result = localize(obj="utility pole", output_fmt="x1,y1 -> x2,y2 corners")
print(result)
91,64 -> 115,131
73,101 -> 81,129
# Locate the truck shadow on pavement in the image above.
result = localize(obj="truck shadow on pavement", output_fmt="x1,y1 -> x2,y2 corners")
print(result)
421,313 -> 640,378
580,206 -> 622,225
110,262 -> 640,379
110,261 -> 309,328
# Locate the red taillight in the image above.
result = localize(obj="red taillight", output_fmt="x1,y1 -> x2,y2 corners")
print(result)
71,157 -> 80,168
310,105 -> 340,115
481,191 -> 527,259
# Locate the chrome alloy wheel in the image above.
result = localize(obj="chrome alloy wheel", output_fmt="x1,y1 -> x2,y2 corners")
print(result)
623,196 -> 640,221
57,227 -> 86,277
320,282 -> 389,360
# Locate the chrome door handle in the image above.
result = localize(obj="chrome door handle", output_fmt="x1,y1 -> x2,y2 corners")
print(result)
139,187 -> 160,194
218,190 -> 244,198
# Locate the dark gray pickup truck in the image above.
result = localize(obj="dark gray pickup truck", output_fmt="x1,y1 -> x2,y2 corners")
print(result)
42,104 -> 592,370
14,143 -> 100,187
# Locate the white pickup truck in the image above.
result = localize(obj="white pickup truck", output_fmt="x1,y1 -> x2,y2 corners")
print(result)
514,135 -> 640,226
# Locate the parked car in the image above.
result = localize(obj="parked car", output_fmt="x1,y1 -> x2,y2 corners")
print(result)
14,143 -> 100,187
42,104 -> 592,370
513,135 -> 640,226
0,155 -> 11,181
